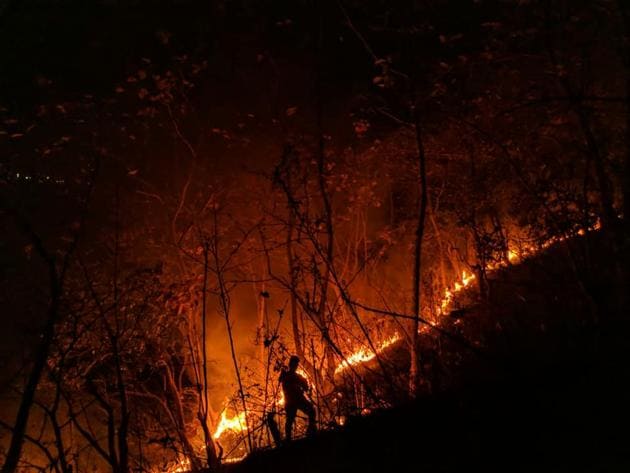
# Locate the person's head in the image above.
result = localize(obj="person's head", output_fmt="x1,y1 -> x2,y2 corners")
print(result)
288,355 -> 300,372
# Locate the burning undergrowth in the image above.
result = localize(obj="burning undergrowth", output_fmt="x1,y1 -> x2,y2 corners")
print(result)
220,231 -> 629,473
208,224 -> 613,465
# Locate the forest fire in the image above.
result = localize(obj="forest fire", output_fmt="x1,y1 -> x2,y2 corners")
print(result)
335,334 -> 401,374
213,410 -> 248,440
1,1 -> 626,473
439,270 -> 477,315
334,226 -> 600,376
211,387 -> 288,455
187,221 -> 606,471
211,217 -> 605,466
335,269 -> 480,374
333,270 -> 481,374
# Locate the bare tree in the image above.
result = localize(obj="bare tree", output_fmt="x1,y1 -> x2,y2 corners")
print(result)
1,161 -> 96,473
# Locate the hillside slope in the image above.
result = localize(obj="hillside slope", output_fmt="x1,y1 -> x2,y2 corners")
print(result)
225,232 -> 630,472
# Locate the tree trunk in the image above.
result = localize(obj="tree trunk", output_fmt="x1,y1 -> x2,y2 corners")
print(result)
212,213 -> 253,453
162,363 -> 204,472
1,261 -> 60,473
287,212 -> 304,359
200,242 -> 221,470
409,106 -> 428,398
257,280 -> 268,366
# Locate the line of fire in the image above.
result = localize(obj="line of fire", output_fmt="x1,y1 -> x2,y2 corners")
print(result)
1,1 -> 629,472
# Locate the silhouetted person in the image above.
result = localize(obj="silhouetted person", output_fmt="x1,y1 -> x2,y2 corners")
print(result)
279,355 -> 316,441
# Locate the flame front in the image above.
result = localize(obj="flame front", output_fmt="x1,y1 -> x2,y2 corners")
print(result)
439,270 -> 476,315
213,410 -> 247,440
207,222 -> 602,464
334,225 -> 599,374
335,267 -> 479,374
335,334 -> 401,374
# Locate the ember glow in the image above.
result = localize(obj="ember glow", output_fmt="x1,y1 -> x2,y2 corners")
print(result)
159,459 -> 190,473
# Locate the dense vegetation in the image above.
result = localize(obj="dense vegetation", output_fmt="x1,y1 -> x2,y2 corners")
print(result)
1,1 -> 628,471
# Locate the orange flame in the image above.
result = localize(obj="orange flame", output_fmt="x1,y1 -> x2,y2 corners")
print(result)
335,222 -> 603,373
276,389 -> 285,407
209,221 -> 602,462
439,270 -> 476,315
213,410 -> 247,440
334,333 -> 401,374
